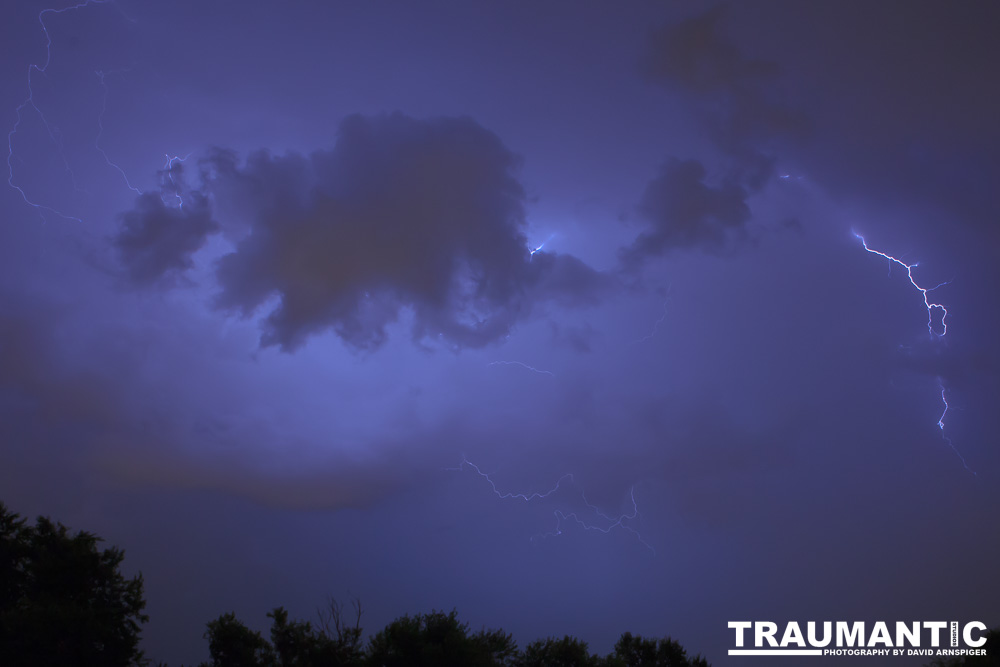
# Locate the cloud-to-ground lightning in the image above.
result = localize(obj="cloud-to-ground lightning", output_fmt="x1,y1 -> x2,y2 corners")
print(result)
854,232 -> 973,475
5,1 -> 113,222
936,377 -> 974,476
487,360 -> 554,377
853,232 -> 950,337
452,458 -> 654,553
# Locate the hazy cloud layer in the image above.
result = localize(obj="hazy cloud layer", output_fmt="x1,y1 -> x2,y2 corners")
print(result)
0,292 -> 434,513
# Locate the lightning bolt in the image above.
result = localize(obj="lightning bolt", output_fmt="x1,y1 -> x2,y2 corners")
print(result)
452,458 -> 654,553
488,360 -> 554,377
6,1 -> 115,221
631,285 -> 671,345
936,377 -> 974,476
854,232 -> 973,475
8,1 -> 179,220
548,486 -> 651,552
95,68 -> 143,195
160,153 -> 192,209
853,232 -> 949,337
528,233 -> 555,259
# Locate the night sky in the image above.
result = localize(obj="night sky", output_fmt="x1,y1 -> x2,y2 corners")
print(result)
2,1 -> 999,665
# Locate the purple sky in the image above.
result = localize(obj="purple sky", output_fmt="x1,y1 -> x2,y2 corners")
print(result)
2,1 -> 998,664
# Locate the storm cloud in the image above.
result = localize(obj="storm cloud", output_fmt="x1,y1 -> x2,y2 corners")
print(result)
5,4 -> 998,665
621,158 -> 752,264
624,6 -> 806,263
641,6 -> 805,158
114,191 -> 217,286
116,113 -> 611,351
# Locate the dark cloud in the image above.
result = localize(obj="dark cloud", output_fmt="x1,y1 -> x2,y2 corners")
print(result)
621,158 -> 751,264
114,191 -> 217,286
199,113 -> 610,351
640,5 -> 806,157
641,6 -> 776,95
624,6 -> 807,264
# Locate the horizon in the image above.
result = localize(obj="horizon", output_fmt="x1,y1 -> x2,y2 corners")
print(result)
1,1 -> 998,665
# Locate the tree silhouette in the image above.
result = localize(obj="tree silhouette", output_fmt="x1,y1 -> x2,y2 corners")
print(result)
606,631 -> 710,666
316,596 -> 365,664
519,635 -> 601,667
0,502 -> 148,667
192,604 -> 714,667
927,628 -> 1000,667
367,609 -> 518,667
202,611 -> 275,667
201,600 -> 367,667
2,499 -> 713,667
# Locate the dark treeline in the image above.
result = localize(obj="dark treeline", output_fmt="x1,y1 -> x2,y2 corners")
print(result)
191,601 -> 710,667
3,502 -> 998,666
0,502 -> 708,666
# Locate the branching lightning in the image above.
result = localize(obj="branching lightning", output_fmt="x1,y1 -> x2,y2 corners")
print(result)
488,360 -> 554,377
936,377 -> 974,476
95,69 -> 142,195
451,458 -> 572,501
550,486 -> 649,550
8,1 -> 177,221
854,232 -> 973,475
854,233 -> 949,338
5,1 -> 113,221
452,458 -> 654,553
161,153 -> 191,209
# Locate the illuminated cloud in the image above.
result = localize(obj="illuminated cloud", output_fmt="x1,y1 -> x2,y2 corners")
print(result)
114,191 -> 217,286
624,7 -> 808,264
621,158 -> 752,263
117,113 -> 611,350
